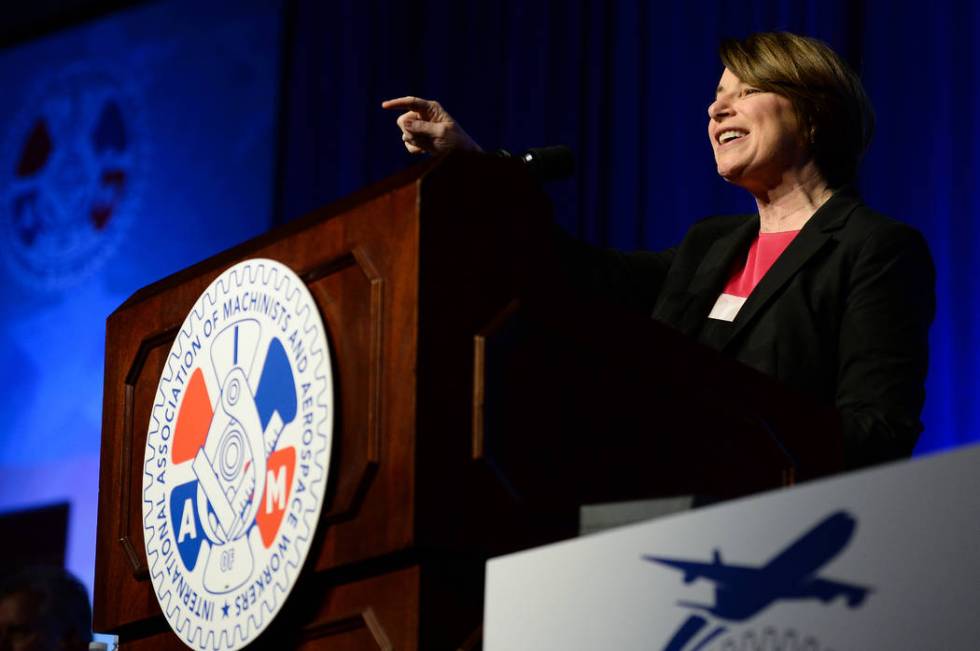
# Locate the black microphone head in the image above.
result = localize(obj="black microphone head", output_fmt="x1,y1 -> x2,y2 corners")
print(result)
521,145 -> 574,183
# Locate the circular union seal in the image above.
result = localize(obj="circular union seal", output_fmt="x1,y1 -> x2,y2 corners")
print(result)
142,259 -> 333,650
0,61 -> 145,290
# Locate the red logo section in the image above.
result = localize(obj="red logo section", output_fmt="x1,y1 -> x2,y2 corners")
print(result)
172,368 -> 213,464
256,447 -> 296,548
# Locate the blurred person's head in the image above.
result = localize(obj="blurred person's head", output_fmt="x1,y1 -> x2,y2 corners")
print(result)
0,567 -> 92,651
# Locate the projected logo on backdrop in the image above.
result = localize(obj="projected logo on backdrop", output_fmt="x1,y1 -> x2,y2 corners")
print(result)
142,259 -> 333,650
0,62 -> 144,290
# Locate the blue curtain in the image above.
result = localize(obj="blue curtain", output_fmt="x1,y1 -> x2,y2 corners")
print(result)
280,0 -> 978,455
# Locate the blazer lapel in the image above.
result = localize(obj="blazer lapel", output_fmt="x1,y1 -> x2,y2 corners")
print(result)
665,216 -> 758,337
718,190 -> 862,352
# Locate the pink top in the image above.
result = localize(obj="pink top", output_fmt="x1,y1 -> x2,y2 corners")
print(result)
722,230 -> 801,297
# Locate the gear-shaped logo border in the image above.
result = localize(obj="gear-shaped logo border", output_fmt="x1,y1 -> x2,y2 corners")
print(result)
141,258 -> 333,650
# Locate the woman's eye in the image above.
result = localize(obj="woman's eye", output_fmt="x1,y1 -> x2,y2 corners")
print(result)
743,88 -> 762,96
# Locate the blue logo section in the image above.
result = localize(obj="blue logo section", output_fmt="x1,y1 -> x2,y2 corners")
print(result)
170,480 -> 207,572
645,511 -> 870,651
254,337 -> 298,435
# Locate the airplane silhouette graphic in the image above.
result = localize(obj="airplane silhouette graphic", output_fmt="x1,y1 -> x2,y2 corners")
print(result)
644,511 -> 871,650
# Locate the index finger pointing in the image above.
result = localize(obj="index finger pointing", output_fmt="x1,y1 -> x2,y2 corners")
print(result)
381,96 -> 433,112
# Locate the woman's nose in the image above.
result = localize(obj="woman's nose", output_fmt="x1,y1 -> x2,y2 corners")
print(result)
708,97 -> 732,121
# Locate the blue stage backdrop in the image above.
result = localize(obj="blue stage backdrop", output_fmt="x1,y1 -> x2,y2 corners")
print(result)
280,0 -> 978,457
0,0 -> 281,597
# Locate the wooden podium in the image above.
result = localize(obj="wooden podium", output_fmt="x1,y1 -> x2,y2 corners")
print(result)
93,153 -> 841,649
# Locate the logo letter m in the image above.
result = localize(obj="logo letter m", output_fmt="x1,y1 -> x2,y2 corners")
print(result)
266,465 -> 287,513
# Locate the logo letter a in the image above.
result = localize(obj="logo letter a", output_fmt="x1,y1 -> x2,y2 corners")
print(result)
169,480 -> 206,571
178,498 -> 197,542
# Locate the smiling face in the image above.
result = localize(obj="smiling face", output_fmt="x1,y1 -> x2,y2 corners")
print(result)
708,68 -> 811,192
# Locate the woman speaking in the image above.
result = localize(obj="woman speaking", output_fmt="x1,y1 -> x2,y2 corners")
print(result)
382,32 -> 935,470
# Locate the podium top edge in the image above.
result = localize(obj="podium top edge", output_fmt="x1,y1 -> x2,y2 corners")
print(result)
109,154 -> 461,317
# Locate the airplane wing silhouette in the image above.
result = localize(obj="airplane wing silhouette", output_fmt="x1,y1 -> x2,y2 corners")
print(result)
642,553 -> 871,622
643,553 -> 756,585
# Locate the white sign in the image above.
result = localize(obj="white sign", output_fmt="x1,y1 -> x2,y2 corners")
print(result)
142,258 -> 333,650
486,444 -> 980,650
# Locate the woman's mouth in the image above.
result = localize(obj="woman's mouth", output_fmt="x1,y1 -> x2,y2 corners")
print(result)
718,129 -> 749,147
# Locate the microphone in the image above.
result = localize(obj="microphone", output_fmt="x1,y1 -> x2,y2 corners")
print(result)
495,145 -> 574,183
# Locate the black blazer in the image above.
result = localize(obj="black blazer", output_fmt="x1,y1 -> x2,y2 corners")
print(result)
558,189 -> 935,469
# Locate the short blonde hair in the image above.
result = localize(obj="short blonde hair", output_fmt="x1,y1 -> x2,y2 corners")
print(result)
720,32 -> 875,188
